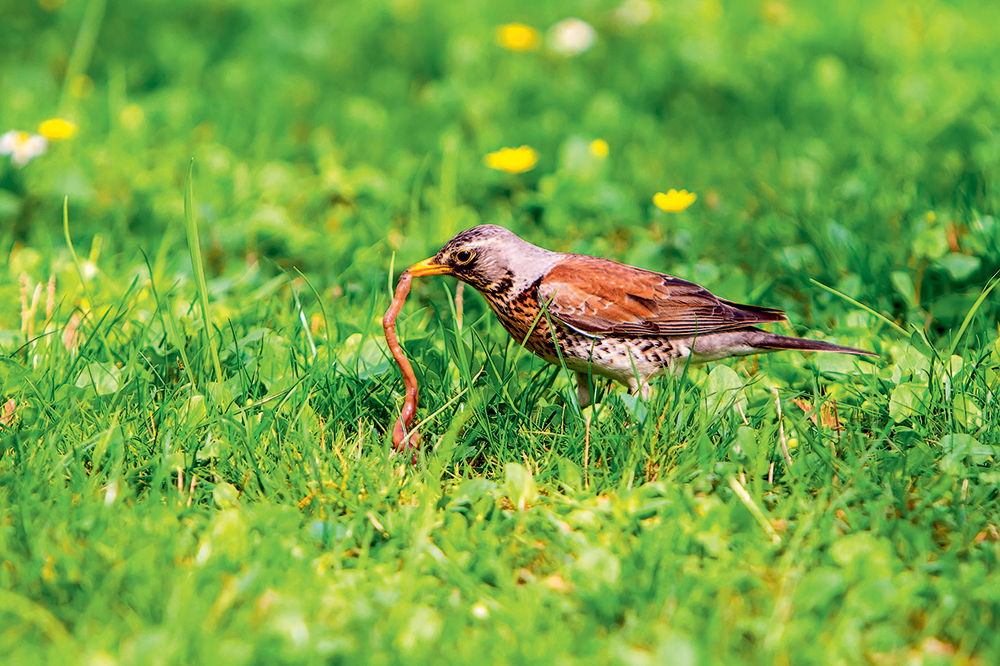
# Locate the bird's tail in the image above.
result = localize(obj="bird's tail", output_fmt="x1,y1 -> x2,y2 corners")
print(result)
750,330 -> 877,357
688,328 -> 877,362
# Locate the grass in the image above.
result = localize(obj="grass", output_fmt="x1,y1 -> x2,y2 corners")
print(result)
3,0 -> 1000,664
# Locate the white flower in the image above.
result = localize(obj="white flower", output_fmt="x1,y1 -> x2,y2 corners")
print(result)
0,130 -> 48,167
547,18 -> 597,56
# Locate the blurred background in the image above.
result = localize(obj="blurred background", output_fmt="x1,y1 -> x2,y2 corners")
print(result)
2,0 -> 999,340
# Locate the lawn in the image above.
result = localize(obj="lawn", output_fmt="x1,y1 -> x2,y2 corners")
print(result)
2,0 -> 1000,664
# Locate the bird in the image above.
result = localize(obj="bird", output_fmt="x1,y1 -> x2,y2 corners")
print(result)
406,225 -> 876,407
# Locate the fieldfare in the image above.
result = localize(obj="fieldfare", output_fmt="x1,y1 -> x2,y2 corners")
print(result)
407,225 -> 876,407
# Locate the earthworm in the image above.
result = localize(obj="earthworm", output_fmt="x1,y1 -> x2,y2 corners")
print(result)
382,270 -> 420,453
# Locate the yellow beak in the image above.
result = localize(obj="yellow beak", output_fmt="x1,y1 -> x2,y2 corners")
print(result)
406,257 -> 452,277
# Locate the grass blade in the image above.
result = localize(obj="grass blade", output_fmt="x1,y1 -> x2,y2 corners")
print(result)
948,270 -> 1000,358
810,278 -> 907,337
184,159 -> 224,384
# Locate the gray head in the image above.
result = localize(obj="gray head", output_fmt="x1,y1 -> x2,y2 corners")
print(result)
407,225 -> 560,294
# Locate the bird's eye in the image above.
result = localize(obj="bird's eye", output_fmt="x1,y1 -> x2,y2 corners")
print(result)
454,250 -> 473,265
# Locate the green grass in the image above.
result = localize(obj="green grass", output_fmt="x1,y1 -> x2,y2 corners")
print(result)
3,0 -> 1000,664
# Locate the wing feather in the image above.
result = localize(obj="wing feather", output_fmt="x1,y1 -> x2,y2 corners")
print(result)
537,255 -> 786,338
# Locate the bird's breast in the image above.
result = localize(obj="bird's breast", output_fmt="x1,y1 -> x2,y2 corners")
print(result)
479,282 -> 559,359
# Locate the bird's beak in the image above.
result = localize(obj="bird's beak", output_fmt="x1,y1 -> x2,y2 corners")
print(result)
406,257 -> 452,277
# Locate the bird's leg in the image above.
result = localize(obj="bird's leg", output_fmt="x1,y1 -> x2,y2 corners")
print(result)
574,371 -> 593,409
623,375 -> 652,401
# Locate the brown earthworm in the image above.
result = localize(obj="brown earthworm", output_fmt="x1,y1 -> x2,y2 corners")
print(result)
382,270 -> 420,453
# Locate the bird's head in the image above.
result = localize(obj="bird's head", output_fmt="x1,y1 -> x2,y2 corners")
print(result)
407,225 -> 559,294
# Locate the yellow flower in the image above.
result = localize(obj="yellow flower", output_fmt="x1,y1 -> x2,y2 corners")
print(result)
485,146 -> 539,174
497,23 -> 539,52
589,139 -> 609,158
653,189 -> 697,212
38,118 -> 78,141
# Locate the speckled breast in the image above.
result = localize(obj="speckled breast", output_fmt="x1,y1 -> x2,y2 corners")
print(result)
475,282 -> 561,360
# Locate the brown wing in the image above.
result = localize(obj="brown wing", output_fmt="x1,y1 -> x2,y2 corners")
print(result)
537,255 -> 786,338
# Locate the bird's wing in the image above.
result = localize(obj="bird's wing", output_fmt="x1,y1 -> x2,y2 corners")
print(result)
537,255 -> 786,338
